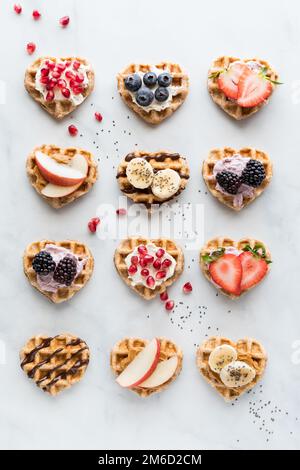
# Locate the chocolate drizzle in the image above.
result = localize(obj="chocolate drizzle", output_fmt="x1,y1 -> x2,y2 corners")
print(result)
124,152 -> 181,162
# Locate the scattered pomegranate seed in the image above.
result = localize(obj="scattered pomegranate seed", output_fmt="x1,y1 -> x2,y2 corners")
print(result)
40,68 -> 49,77
52,70 -> 61,79
156,270 -> 167,280
160,291 -> 168,302
156,248 -> 165,258
183,282 -> 193,294
88,217 -> 100,233
68,124 -> 78,136
32,10 -> 41,20
46,60 -> 55,70
61,87 -> 71,98
46,90 -> 54,101
144,254 -> 154,264
57,62 -> 66,72
46,78 -> 57,90
14,4 -> 22,14
146,276 -> 155,288
66,70 -> 75,80
40,76 -> 49,85
162,259 -> 172,268
128,265 -> 137,275
95,112 -> 103,122
141,268 -> 150,277
165,300 -> 175,311
72,85 -> 83,95
57,78 -> 67,89
153,259 -> 162,270
59,16 -> 70,27
73,60 -> 81,70
116,208 -> 127,215
139,257 -> 148,268
131,256 -> 139,266
26,42 -> 36,55
138,245 -> 147,256
75,72 -> 84,83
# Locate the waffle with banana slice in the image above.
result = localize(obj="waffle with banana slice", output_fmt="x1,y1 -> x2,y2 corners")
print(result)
196,336 -> 267,401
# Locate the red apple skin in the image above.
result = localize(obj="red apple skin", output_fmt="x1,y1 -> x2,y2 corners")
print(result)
128,338 -> 161,388
36,159 -> 86,187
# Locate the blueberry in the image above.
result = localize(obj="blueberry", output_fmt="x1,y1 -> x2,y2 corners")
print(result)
124,74 -> 142,92
158,72 -> 172,87
135,88 -> 154,107
143,72 -> 157,88
155,87 -> 169,102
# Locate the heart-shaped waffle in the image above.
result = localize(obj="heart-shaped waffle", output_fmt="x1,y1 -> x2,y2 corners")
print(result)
23,240 -> 94,303
114,238 -> 184,300
111,337 -> 183,397
117,62 -> 189,124
24,56 -> 95,119
200,237 -> 271,299
117,151 -> 190,209
26,145 -> 98,209
202,147 -> 272,211
196,336 -> 267,401
20,334 -> 90,395
208,56 -> 279,120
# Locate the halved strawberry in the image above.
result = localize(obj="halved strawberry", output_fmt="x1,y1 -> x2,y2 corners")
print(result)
209,254 -> 242,296
237,68 -> 272,108
239,251 -> 268,291
217,63 -> 248,100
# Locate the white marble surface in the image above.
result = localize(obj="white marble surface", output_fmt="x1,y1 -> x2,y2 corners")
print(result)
0,0 -> 299,450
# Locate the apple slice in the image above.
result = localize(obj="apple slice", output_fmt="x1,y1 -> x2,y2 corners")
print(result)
138,355 -> 178,388
116,338 -> 161,388
41,182 -> 82,198
35,151 -> 88,187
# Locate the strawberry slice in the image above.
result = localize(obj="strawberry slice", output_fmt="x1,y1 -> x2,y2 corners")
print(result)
239,251 -> 268,291
237,68 -> 272,107
217,63 -> 248,100
209,254 -> 242,296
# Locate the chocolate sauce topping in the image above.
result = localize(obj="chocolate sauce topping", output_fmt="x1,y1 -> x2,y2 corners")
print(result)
124,152 -> 181,162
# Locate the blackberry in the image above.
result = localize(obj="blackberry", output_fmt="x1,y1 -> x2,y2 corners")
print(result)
32,251 -> 56,276
216,171 -> 242,195
53,256 -> 77,286
241,159 -> 266,187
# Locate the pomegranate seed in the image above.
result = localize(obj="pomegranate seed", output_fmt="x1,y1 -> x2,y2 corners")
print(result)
72,85 -> 83,95
59,16 -> 70,27
160,291 -> 168,302
75,72 -> 84,83
57,78 -> 67,89
26,42 -> 36,55
40,76 -> 49,85
156,270 -> 167,280
183,282 -> 193,294
65,60 -> 71,67
131,256 -> 139,266
40,68 -> 49,77
46,78 -> 57,90
61,87 -> 70,98
73,60 -> 81,70
52,71 -> 61,79
45,91 -> 54,101
66,70 -> 76,80
144,254 -> 154,264
162,258 -> 172,268
95,112 -> 103,122
88,217 -> 100,233
69,79 -> 76,89
32,10 -> 41,20
153,259 -> 162,270
146,276 -> 155,288
68,125 -> 78,136
14,4 -> 22,14
139,257 -> 148,268
116,208 -> 127,215
128,265 -> 137,275
56,63 -> 66,72
138,245 -> 147,256
165,300 -> 175,311
141,268 -> 150,277
156,248 -> 165,258
46,60 -> 55,70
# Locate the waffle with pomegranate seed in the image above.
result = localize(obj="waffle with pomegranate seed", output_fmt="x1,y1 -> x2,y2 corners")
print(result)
23,240 -> 94,303
208,56 -> 278,120
111,337 -> 183,397
117,62 -> 189,124
20,334 -> 90,396
26,145 -> 98,209
196,336 -> 267,401
24,56 -> 95,120
202,147 -> 273,211
117,151 -> 190,208
200,237 -> 271,299
114,238 -> 184,300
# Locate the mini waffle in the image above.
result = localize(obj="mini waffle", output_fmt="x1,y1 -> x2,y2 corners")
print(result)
23,240 -> 94,303
208,56 -> 279,120
26,144 -> 98,209
200,237 -> 271,299
196,336 -> 267,401
117,62 -> 189,124
202,147 -> 272,211
24,56 -> 95,119
117,151 -> 189,208
114,238 -> 184,300
111,337 -> 183,397
20,334 -> 90,395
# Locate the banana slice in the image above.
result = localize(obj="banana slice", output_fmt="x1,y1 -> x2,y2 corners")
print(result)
220,361 -> 256,388
126,158 -> 154,189
208,344 -> 238,373
151,169 -> 181,200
